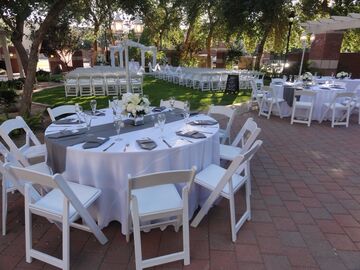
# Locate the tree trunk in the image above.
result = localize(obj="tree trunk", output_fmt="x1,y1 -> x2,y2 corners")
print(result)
206,25 -> 214,68
20,0 -> 71,116
255,25 -> 271,70
11,19 -> 29,73
92,22 -> 100,66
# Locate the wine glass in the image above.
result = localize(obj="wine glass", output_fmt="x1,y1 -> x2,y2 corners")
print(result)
183,101 -> 190,124
169,96 -> 175,113
90,99 -> 97,115
113,115 -> 123,141
157,113 -> 166,138
75,103 -> 83,123
84,114 -> 92,134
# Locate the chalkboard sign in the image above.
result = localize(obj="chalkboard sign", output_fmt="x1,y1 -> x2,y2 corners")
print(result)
225,74 -> 239,93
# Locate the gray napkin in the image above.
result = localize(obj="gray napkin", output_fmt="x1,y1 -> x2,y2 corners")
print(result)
47,129 -> 86,139
188,119 -> 218,126
136,138 -> 157,150
54,118 -> 83,125
85,110 -> 106,116
152,106 -> 167,112
83,137 -> 109,149
176,130 -> 206,139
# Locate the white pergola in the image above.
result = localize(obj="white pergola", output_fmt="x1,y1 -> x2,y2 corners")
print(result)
300,13 -> 360,34
109,40 -> 157,69
109,40 -> 157,93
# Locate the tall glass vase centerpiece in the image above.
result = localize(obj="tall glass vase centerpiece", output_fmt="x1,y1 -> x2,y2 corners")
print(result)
122,93 -> 150,125
301,72 -> 313,88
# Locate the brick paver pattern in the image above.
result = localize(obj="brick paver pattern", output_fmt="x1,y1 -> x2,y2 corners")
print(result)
1,111 -> 360,270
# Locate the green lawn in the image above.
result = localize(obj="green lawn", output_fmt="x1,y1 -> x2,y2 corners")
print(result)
33,76 -> 250,111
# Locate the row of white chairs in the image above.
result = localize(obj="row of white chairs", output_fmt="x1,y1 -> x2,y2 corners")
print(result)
251,80 -> 360,127
0,108 -> 262,270
64,74 -> 143,97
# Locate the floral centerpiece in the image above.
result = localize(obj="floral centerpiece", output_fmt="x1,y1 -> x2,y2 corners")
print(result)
302,72 -> 313,82
122,93 -> 150,125
336,71 -> 349,79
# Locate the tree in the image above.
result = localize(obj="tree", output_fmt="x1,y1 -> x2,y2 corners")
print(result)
1,0 -> 73,115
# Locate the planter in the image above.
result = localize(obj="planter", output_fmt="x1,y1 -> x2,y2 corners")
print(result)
132,116 -> 145,126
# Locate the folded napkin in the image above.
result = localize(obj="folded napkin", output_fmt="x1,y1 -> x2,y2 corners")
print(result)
47,129 -> 86,139
331,85 -> 344,89
188,119 -> 218,126
152,106 -> 167,112
53,118 -> 83,125
83,137 -> 109,149
176,130 -> 206,139
320,87 -> 330,90
136,138 -> 157,150
274,82 -> 283,85
85,110 -> 106,116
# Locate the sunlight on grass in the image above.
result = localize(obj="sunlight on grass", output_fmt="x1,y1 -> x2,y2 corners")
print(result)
33,76 -> 250,111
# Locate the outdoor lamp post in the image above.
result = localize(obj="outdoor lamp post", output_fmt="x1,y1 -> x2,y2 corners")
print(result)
133,16 -> 144,42
284,10 -> 296,69
298,32 -> 315,76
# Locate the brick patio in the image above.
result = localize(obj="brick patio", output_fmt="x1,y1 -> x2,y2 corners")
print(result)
1,110 -> 360,270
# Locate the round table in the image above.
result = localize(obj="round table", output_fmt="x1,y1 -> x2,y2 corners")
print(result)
271,83 -> 348,121
45,109 -> 220,234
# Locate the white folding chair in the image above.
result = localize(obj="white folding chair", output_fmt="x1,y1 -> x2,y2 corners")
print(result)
290,89 -> 316,127
131,75 -> 143,95
105,74 -> 119,96
258,86 -> 285,119
47,105 -> 76,122
0,116 -> 46,166
64,74 -> 78,97
160,99 -> 186,110
127,167 -> 196,270
207,105 -> 236,144
1,151 -> 51,235
92,73 -> 106,96
78,75 -> 92,96
191,140 -> 262,242
250,80 -> 264,108
4,163 -> 108,270
320,92 -> 355,128
219,118 -> 261,161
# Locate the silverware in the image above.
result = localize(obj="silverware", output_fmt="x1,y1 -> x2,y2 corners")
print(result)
123,143 -> 130,152
162,139 -> 172,148
199,131 -> 213,134
180,137 -> 193,144
103,142 -> 115,152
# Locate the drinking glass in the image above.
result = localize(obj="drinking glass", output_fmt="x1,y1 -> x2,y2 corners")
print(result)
183,101 -> 190,123
157,113 -> 166,138
169,96 -> 175,113
84,114 -> 92,133
90,99 -> 97,115
113,116 -> 123,141
75,103 -> 83,122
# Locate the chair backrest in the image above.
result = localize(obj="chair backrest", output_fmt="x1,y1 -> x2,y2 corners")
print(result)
218,140 -> 263,192
232,118 -> 261,152
0,116 -> 42,166
160,99 -> 186,110
0,142 -> 10,176
332,92 -> 355,106
207,105 -> 236,135
47,105 -> 76,122
128,166 -> 196,192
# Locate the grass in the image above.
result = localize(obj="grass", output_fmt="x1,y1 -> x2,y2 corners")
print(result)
33,76 -> 251,111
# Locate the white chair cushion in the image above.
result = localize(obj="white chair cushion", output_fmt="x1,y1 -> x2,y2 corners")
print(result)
32,182 -> 101,222
219,144 -> 242,161
22,144 -> 46,159
27,162 -> 52,175
294,101 -> 312,108
132,184 -> 182,218
195,164 -> 246,197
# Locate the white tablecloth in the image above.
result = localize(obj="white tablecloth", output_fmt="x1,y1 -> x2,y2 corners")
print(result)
271,83 -> 347,121
45,109 -> 220,234
314,78 -> 360,92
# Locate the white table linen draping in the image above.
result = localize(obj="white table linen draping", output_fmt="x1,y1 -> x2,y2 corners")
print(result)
45,109 -> 220,234
314,78 -> 360,92
270,83 -> 347,121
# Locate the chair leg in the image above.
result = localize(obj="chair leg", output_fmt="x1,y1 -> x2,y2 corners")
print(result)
25,187 -> 33,263
131,207 -> 143,270
2,181 -> 7,236
63,199 -> 70,270
229,194 -> 237,242
276,102 -> 283,119
267,103 -> 273,119
346,108 -> 350,128
319,106 -> 329,123
182,211 -> 190,265
358,108 -> 360,125
290,105 -> 296,125
331,107 -> 336,128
